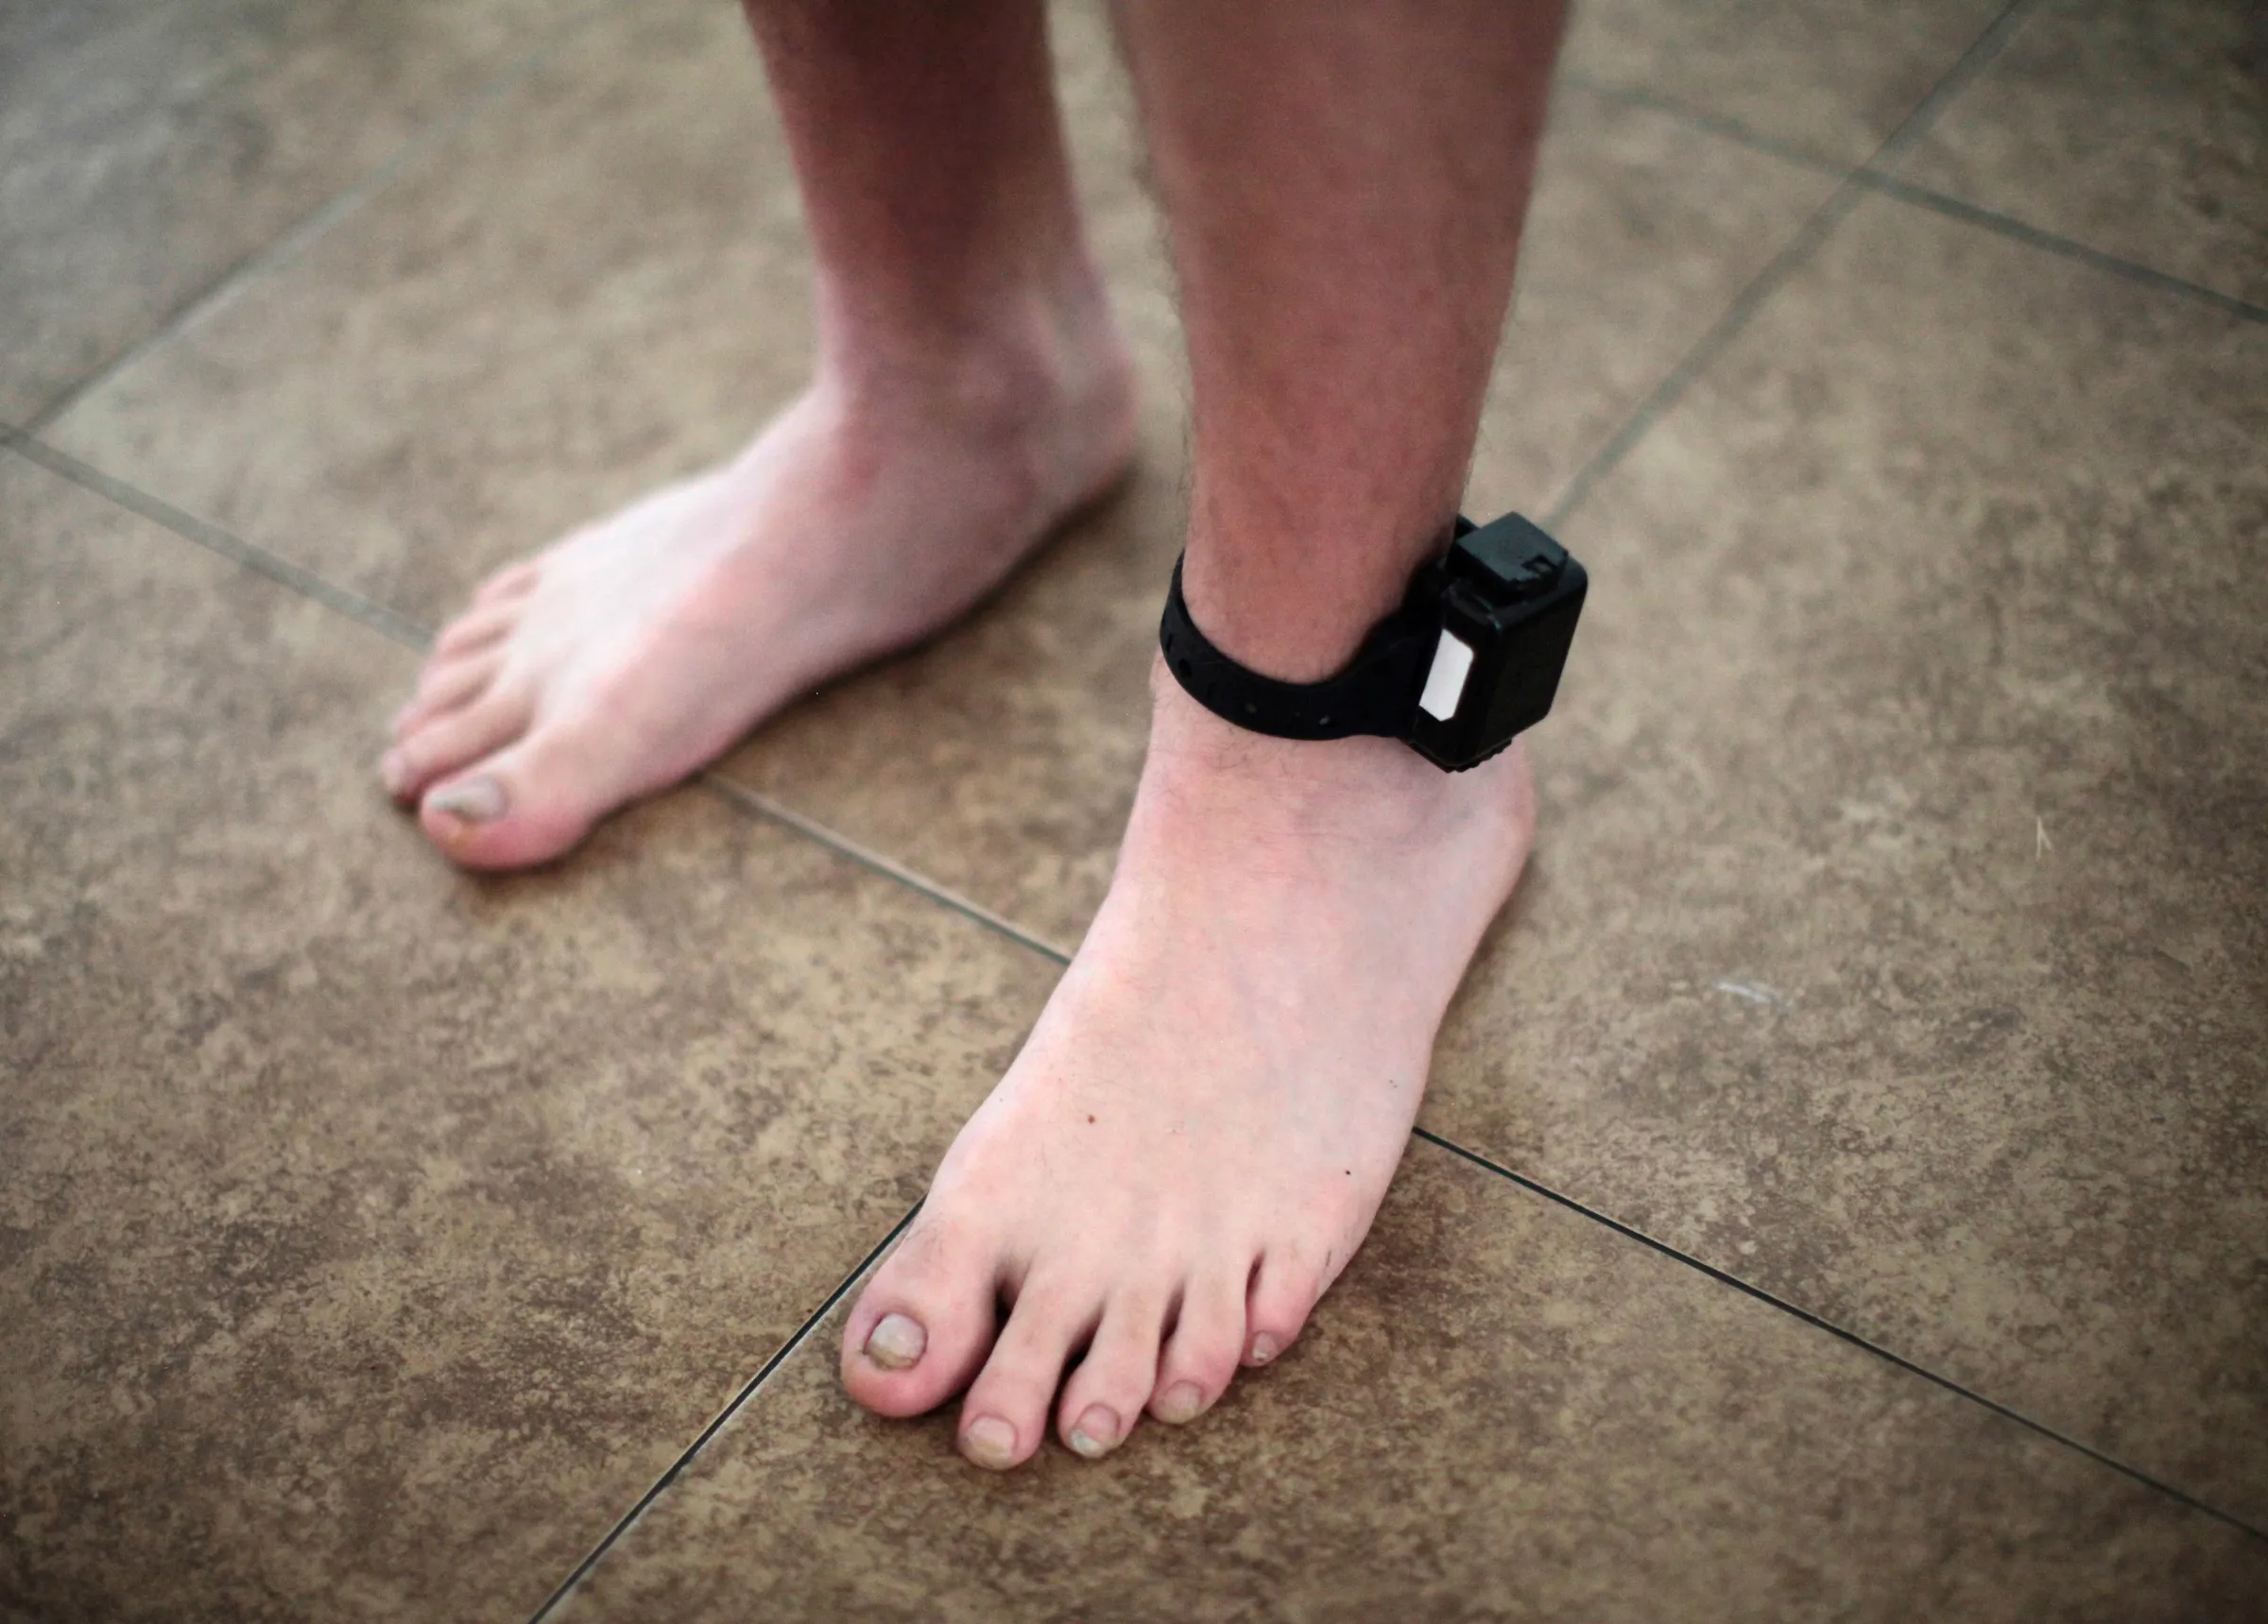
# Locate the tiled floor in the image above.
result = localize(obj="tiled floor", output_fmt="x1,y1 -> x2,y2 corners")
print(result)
3,1 -> 2263,1620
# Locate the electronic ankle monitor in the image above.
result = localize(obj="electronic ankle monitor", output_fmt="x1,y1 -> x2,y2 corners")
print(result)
1158,512 -> 1586,771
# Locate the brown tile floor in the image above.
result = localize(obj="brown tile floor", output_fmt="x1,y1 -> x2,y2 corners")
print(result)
0,457 -> 1059,1619
4,0 -> 2263,1620
0,0 -> 593,427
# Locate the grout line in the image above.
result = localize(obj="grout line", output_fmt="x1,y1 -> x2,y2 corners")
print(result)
20,0 -> 634,438
3,427 -> 1071,1608
1557,72 -> 1847,179
20,0 -> 2259,1546
702,776 -> 1077,966
524,1205 -> 921,1624
1864,0 -> 2047,170
2,430 -> 432,649
26,412 -> 2265,1548
1849,173 -> 2268,324
3,420 -> 1079,980
1560,73 -> 2268,330
1542,0 -> 2046,531
1414,1128 -> 2268,1546
1538,179 -> 1864,528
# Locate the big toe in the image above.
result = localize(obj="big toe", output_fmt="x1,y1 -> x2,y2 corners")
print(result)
381,689 -> 529,805
840,1217 -> 1000,1421
416,738 -> 603,872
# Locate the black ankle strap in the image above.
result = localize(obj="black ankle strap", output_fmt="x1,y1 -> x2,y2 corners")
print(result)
1156,512 -> 1588,771
1156,554 -> 1439,741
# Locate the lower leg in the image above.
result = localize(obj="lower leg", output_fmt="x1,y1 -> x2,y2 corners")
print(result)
382,0 -> 1132,869
1140,0 -> 1560,679
842,0 -> 1565,1468
747,0 -> 1117,413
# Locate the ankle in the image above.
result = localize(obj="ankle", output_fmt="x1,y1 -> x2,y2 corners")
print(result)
1133,663 -> 1536,863
816,270 -> 1132,448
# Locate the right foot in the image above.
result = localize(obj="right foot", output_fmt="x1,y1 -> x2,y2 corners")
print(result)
837,675 -> 1537,1468
380,309 -> 1135,869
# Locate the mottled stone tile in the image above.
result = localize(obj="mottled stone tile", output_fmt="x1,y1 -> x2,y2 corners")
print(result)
550,1141 -> 2266,1624
0,454 -> 1058,1621
1562,0 -> 2006,166
40,0 -> 813,623
0,0 -> 588,425
1895,0 -> 2268,305
45,2 -> 1836,948
33,1 -> 1176,635
1429,193 -> 2268,1522
1448,85 -> 1850,559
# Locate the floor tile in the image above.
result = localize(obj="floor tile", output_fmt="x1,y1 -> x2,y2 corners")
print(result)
1429,191 -> 2268,1521
30,1 -> 1181,635
39,0 -> 811,624
28,0 -> 2260,1568
0,0 -> 589,426
0,453 -> 1057,1621
1893,0 -> 2268,305
38,2 -> 1834,949
549,1140 -> 2266,1624
1561,0 -> 2005,166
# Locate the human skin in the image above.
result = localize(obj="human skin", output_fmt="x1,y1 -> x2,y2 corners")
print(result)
384,0 -> 1565,1468
380,0 -> 1135,865
839,0 -> 1565,1470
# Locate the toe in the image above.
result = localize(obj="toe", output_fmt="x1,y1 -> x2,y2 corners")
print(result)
840,1214 -> 1002,1421
1055,1289 -> 1167,1460
431,599 -> 524,659
1244,1244 -> 1329,1368
409,727 -> 610,871
392,652 -> 503,741
379,690 -> 530,803
471,561 -> 540,606
1149,1265 -> 1248,1426
956,1274 -> 1097,1471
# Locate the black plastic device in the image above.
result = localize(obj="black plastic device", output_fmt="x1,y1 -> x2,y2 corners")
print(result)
1157,512 -> 1586,770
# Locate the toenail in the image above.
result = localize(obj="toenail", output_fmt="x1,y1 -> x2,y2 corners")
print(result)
1248,1333 -> 1280,1365
1154,1382 -> 1206,1425
863,1313 -> 927,1370
961,1415 -> 1018,1470
1068,1405 -> 1121,1459
424,776 -> 507,828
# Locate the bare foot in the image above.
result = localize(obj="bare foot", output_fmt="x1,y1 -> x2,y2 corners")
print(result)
380,308 -> 1135,868
840,670 -> 1535,1467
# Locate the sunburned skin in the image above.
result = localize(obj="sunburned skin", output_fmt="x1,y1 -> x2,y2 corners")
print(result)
840,687 -> 1534,1466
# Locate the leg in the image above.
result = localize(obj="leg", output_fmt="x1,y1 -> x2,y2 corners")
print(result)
382,0 -> 1134,868
842,0 -> 1564,1466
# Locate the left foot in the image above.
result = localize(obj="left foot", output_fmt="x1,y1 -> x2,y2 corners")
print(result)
378,286 -> 1134,870
840,669 -> 1536,1467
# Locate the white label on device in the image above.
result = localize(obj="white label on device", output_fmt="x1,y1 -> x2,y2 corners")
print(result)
1418,630 -> 1475,722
